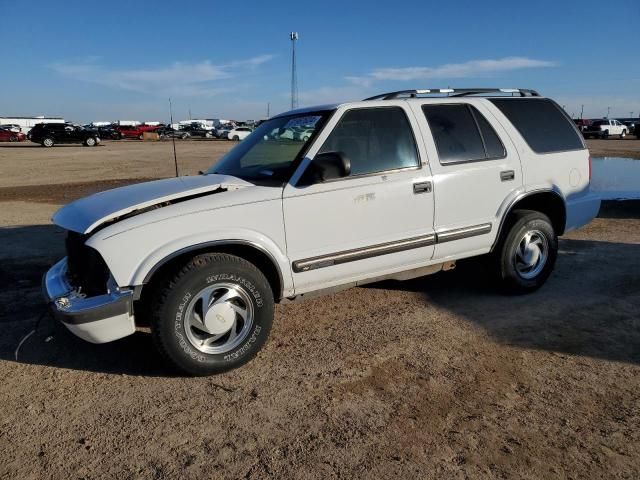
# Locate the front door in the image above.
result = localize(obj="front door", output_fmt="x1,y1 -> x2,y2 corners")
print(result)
283,104 -> 435,293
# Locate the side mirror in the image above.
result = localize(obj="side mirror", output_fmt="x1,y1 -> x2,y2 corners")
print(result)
311,151 -> 351,182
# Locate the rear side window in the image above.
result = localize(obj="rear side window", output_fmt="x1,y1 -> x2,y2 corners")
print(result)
318,107 -> 419,176
422,104 -> 506,164
490,98 -> 584,153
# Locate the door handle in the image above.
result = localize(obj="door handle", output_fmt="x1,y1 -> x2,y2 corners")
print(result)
500,170 -> 515,182
413,181 -> 432,194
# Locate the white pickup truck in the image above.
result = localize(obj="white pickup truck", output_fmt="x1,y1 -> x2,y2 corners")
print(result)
43,88 -> 601,375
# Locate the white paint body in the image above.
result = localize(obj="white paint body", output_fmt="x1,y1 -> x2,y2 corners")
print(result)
47,95 -> 601,343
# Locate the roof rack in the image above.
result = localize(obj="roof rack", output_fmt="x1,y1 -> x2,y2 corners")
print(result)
363,88 -> 540,101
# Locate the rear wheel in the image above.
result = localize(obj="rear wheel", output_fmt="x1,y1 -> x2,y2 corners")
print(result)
620,129 -> 627,139
150,253 -> 274,376
233,135 -> 240,141
42,137 -> 54,147
138,133 -> 144,140
493,210 -> 557,293
602,130 -> 609,139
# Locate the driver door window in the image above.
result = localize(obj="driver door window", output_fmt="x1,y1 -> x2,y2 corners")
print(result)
317,107 -> 419,177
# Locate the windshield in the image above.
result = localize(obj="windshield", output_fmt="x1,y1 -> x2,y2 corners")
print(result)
207,111 -> 331,181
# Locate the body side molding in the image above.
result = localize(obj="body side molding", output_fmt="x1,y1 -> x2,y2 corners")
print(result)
292,234 -> 436,273
292,222 -> 492,273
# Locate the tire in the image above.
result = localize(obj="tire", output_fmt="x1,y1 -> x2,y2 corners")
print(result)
84,137 -> 96,147
9,135 -> 17,142
620,129 -> 627,139
493,210 -> 558,294
602,130 -> 609,139
233,135 -> 240,141
138,133 -> 144,140
42,137 -> 54,148
150,253 -> 275,376
181,134 -> 188,139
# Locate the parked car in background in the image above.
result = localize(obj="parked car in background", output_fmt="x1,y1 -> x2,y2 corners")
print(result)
582,119 -> 628,139
0,124 -> 22,133
227,126 -> 252,141
180,124 -> 214,138
621,120 -> 636,135
115,124 -> 159,140
84,124 -> 121,140
214,124 -> 234,139
0,128 -> 26,142
29,123 -> 100,147
573,119 -> 592,132
157,126 -> 190,140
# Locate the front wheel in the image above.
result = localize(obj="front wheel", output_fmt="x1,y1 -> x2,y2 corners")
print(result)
138,133 -> 144,140
150,253 -> 274,376
84,137 -> 96,146
620,129 -> 627,139
232,135 -> 240,141
493,210 -> 558,293
9,135 -> 17,142
602,130 -> 609,139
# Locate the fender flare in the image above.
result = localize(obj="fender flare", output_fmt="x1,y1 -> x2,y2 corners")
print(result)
141,239 -> 286,299
490,189 -> 565,251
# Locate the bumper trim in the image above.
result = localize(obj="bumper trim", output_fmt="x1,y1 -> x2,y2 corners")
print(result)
42,258 -> 136,343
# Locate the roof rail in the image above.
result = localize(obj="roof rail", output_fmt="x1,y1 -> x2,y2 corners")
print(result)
363,88 -> 540,101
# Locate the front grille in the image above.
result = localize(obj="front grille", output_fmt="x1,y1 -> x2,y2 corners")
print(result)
65,231 -> 110,296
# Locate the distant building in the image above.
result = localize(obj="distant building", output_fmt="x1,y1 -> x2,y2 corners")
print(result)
0,116 -> 64,134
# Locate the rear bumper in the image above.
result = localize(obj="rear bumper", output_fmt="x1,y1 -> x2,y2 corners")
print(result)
42,258 -> 135,344
565,192 -> 601,233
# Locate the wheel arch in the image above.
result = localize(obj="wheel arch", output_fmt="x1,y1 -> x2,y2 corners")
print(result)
491,190 -> 566,251
141,240 -> 284,302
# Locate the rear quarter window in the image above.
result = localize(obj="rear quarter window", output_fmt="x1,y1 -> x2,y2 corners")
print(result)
490,98 -> 584,154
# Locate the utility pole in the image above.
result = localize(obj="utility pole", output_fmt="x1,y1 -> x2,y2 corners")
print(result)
580,104 -> 584,119
607,106 -> 610,118
290,32 -> 299,110
267,102 -> 270,119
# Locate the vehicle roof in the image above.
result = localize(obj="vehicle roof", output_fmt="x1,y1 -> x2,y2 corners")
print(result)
272,89 -> 545,119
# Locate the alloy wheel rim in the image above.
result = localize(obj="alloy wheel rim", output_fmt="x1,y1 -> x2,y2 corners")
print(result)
514,229 -> 548,280
184,282 -> 254,354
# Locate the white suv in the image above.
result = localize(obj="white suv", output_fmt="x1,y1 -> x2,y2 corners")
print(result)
43,88 -> 601,375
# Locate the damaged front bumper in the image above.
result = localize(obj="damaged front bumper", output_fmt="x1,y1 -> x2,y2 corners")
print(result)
42,258 -> 135,343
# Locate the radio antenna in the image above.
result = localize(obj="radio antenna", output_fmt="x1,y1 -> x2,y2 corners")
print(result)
169,98 -> 179,177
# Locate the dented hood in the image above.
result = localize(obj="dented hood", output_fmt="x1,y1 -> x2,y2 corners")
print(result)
53,174 -> 254,234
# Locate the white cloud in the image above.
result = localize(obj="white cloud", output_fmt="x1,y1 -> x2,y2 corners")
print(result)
347,57 -> 557,85
50,54 -> 275,98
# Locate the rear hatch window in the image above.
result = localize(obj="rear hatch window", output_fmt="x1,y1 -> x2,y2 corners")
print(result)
490,98 -> 584,154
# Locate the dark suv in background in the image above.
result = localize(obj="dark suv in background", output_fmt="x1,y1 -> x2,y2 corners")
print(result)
29,123 -> 101,147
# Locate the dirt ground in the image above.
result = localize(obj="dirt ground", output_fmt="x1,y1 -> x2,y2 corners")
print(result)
0,138 -> 639,479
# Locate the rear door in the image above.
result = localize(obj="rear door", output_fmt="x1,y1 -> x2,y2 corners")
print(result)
409,100 -> 522,259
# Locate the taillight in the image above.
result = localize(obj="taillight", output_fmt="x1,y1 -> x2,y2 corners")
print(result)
588,155 -> 592,182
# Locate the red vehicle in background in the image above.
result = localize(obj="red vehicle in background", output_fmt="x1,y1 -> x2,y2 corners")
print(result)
115,124 -> 160,140
0,128 -> 26,142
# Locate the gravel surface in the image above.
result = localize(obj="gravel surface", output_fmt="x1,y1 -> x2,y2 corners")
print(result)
0,140 -> 638,479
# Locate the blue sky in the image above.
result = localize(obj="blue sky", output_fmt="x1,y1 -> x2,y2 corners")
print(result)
1,0 -> 639,122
